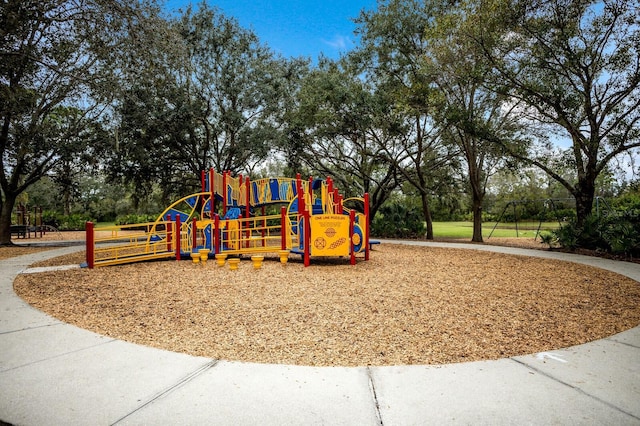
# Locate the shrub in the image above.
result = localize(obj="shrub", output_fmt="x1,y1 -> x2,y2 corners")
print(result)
371,201 -> 425,238
58,213 -> 95,231
115,214 -> 157,226
553,212 -> 640,258
538,231 -> 558,249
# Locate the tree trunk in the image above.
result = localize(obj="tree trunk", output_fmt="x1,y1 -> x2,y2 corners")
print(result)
420,192 -> 434,240
469,162 -> 484,243
63,188 -> 71,216
0,193 -> 17,246
471,195 -> 483,243
574,177 -> 596,229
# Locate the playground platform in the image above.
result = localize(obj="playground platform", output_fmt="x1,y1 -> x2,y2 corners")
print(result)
1,241 -> 639,425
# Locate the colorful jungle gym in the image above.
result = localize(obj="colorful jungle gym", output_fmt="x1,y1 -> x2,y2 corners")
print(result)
85,169 -> 371,268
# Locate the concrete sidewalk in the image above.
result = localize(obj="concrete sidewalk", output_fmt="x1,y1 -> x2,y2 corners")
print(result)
1,243 -> 639,425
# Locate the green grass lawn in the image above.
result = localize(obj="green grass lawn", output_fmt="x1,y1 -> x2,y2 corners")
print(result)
95,222 -> 116,228
433,221 -> 562,239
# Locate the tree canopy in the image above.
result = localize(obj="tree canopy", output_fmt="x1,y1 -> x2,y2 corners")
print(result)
467,0 -> 640,229
2,0 -> 639,248
0,0 -> 160,244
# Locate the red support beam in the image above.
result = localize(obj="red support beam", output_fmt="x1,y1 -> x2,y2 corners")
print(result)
308,175 -> 314,210
304,210 -> 310,267
192,217 -> 198,251
281,206 -> 287,250
85,221 -> 94,269
364,192 -> 370,261
214,214 -> 220,254
175,215 -> 181,261
209,168 -> 215,215
349,209 -> 356,265
245,176 -> 251,217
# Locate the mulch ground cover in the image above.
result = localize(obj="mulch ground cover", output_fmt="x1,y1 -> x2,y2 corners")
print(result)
12,242 -> 640,367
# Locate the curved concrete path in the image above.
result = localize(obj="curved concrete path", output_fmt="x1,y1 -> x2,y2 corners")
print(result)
1,241 -> 639,425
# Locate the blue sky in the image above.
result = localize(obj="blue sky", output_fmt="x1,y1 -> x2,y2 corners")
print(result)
164,0 -> 378,60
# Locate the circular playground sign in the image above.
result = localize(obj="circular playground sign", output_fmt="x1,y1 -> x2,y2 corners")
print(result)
314,237 -> 326,249
324,227 -> 336,238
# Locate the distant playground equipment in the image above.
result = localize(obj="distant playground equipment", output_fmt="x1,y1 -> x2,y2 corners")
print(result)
10,204 -> 51,239
85,169 -> 373,268
487,198 -> 575,240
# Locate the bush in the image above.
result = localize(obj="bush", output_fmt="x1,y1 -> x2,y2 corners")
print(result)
58,213 -> 95,231
603,220 -> 639,257
553,212 -> 640,258
538,231 -> 558,249
115,213 -> 157,226
41,210 -> 61,229
371,201 -> 425,238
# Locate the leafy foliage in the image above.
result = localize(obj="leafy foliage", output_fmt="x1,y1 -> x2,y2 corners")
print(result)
554,211 -> 640,258
115,214 -> 157,226
107,3 -> 307,203
467,0 -> 640,229
371,198 -> 426,238
0,0 -> 161,243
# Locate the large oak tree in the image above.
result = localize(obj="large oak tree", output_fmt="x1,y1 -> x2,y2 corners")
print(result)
470,0 -> 640,231
0,0 -> 160,244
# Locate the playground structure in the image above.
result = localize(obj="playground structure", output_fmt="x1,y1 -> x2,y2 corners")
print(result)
11,204 -> 45,239
85,168 -> 372,268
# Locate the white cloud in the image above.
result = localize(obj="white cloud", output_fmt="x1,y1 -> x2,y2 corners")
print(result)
322,35 -> 353,51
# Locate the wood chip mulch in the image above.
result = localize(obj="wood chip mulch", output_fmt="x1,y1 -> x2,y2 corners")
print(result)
12,243 -> 640,367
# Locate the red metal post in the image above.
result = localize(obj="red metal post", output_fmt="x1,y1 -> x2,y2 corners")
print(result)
214,214 -> 220,254
364,192 -> 370,261
245,176 -> 251,217
192,218 -> 198,251
304,210 -> 310,267
335,191 -> 343,214
175,214 -> 181,260
85,221 -> 94,269
327,177 -> 334,213
201,170 -> 206,192
349,209 -> 356,265
281,206 -> 287,249
209,167 -> 215,215
222,171 -> 228,215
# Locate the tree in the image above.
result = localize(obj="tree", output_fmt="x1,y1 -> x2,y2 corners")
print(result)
354,0 -> 461,239
470,0 -> 640,235
109,3 -> 305,201
425,7 -> 526,242
0,0 -> 159,245
295,57 -> 400,219
49,109 -> 105,216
